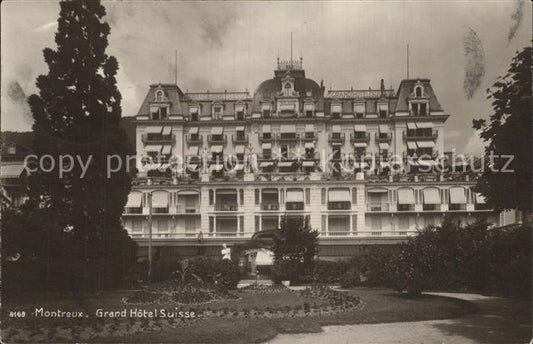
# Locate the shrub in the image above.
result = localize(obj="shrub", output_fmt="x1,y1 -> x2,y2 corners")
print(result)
188,257 -> 241,289
312,260 -> 350,284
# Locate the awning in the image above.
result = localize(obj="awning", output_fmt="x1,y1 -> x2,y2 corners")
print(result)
209,164 -> 224,172
304,104 -> 314,110
188,127 -> 199,134
423,188 -> 441,204
150,106 -> 159,114
328,189 -> 350,202
379,124 -> 389,133
302,161 -> 315,167
416,122 -> 434,129
235,145 -> 245,154
235,105 -> 245,112
280,104 -> 295,111
234,164 -> 244,171
305,124 -> 314,132
367,188 -> 388,193
449,188 -> 467,204
259,162 -> 274,168
189,107 -> 199,114
417,141 -> 435,148
332,125 -> 341,132
211,145 -> 223,153
280,124 -> 296,133
407,142 -> 417,150
1,164 -> 26,178
475,193 -> 486,204
145,145 -> 162,152
126,192 -> 142,208
151,192 -> 169,207
262,189 -> 278,194
406,123 -> 417,130
331,104 -> 342,112
286,189 -> 304,202
235,126 -> 245,131
178,190 -> 199,195
305,142 -> 315,149
146,126 -> 163,134
211,127 -> 224,135
262,143 -> 272,150
397,189 -> 415,205
262,124 -> 271,133
187,164 -> 198,171
353,142 -> 367,148
353,124 -> 366,132
261,104 -> 271,110
187,146 -> 199,155
162,126 -> 172,135
161,145 -> 171,155
379,142 -> 390,150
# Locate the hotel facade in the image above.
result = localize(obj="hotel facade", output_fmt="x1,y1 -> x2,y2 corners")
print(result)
121,60 -> 497,258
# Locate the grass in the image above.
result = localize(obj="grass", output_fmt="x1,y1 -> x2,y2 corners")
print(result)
2,287 -> 477,343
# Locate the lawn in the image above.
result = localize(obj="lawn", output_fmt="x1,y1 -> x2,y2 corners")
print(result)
1,287 -> 477,343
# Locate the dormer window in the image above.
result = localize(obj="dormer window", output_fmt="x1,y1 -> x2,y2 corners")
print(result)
354,103 -> 365,118
262,105 -> 272,118
378,103 -> 388,118
304,104 -> 314,118
213,106 -> 223,120
415,86 -> 423,97
189,106 -> 199,121
235,105 -> 245,120
306,89 -> 312,97
411,103 -> 427,116
150,105 -> 168,120
155,90 -> 164,101
331,104 -> 341,118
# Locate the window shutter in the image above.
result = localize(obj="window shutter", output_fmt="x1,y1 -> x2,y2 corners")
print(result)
305,188 -> 311,205
321,188 -> 326,205
209,190 -> 214,205
352,215 -> 357,232
255,189 -> 260,205
352,188 -> 357,204
255,216 -> 260,232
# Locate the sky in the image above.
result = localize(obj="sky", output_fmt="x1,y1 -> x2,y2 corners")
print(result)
1,0 -> 530,154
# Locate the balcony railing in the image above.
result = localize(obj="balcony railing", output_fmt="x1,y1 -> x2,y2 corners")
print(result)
375,132 -> 392,143
142,133 -> 175,144
124,207 -> 143,214
403,130 -> 438,141
301,133 -> 317,142
232,134 -> 249,145
276,133 -> 300,142
214,203 -> 239,211
176,205 -> 200,214
258,135 -> 274,143
261,203 -> 280,211
207,135 -> 227,145
328,133 -> 345,143
350,132 -> 370,144
366,203 -> 390,212
285,202 -> 304,211
327,201 -> 351,210
186,134 -> 203,145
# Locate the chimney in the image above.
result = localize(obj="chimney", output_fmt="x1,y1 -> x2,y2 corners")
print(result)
380,79 -> 385,96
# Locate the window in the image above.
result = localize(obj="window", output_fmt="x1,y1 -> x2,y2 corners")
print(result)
155,90 -> 164,101
321,188 -> 326,205
157,218 -> 168,232
239,216 -> 244,233
352,215 -> 358,232
399,216 -> 409,230
281,145 -> 288,159
305,188 -> 311,205
255,189 -> 260,205
306,110 -> 313,118
213,106 -> 222,120
263,109 -> 271,118
209,190 -> 214,205
378,104 -> 388,118
209,216 -> 214,233
331,104 -> 341,118
354,103 -> 365,118
255,216 -> 260,232
322,215 -> 327,232
370,216 -> 382,230
239,189 -> 244,205
412,103 -> 428,116
332,144 -> 341,160
415,86 -> 423,97
132,219 -> 143,232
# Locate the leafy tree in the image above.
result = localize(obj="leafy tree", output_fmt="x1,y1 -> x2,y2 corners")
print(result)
21,0 -> 136,292
272,216 -> 318,283
473,47 -> 531,220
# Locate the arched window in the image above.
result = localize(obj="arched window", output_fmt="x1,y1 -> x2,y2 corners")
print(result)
415,86 -> 423,97
155,90 -> 164,101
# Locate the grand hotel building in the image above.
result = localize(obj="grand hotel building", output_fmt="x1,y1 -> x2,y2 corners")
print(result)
121,60 -> 497,258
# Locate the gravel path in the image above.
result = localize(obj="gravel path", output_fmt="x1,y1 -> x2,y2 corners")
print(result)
267,292 -> 531,344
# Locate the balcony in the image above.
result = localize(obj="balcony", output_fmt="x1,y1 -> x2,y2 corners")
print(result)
124,207 -> 143,214
366,203 -> 390,212
232,134 -> 249,145
258,134 -> 274,143
214,203 -> 239,211
261,203 -> 280,211
176,204 -> 200,214
186,134 -> 203,145
207,135 -> 227,145
327,201 -> 351,210
142,133 -> 175,144
403,130 -> 438,141
301,132 -> 317,142
276,133 -> 300,143
350,132 -> 370,144
375,132 -> 392,143
328,133 -> 345,144
285,202 -> 304,211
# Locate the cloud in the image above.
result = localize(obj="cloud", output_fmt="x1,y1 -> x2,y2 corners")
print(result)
508,0 -> 524,41
464,130 -> 487,156
32,21 -> 57,33
195,6 -> 236,49
463,27 -> 485,99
